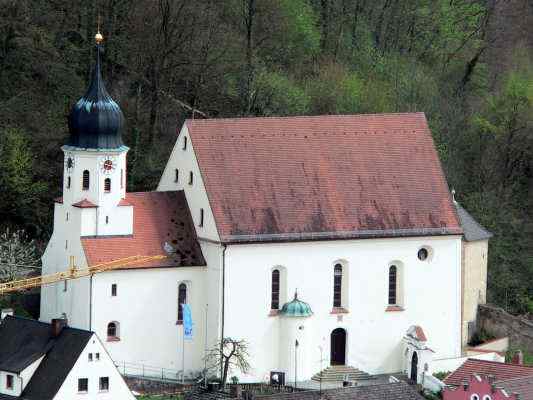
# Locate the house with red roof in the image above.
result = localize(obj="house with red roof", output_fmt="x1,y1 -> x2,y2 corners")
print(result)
40,34 -> 491,384
443,358 -> 533,400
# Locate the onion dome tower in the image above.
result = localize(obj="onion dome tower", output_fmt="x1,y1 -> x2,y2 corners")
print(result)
280,291 -> 313,317
60,31 -> 131,238
67,32 -> 124,149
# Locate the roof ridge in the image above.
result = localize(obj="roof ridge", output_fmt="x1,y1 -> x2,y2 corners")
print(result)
5,315 -> 94,335
496,375 -> 533,384
186,112 -> 426,124
466,358 -> 533,368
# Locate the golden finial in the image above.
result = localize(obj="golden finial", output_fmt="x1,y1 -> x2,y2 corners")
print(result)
95,15 -> 103,44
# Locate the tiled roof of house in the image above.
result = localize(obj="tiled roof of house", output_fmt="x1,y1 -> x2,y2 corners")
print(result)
81,191 -> 205,269
497,376 -> 533,400
186,113 -> 462,243
72,198 -> 98,208
255,381 -> 423,400
454,202 -> 493,242
0,316 -> 92,400
444,359 -> 533,386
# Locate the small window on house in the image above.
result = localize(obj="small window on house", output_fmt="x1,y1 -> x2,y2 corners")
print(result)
107,322 -> 119,340
65,240 -> 68,249
63,280 -> 68,292
189,171 -> 193,185
67,176 -> 71,189
333,264 -> 342,308
66,212 -> 69,221
82,170 -> 90,190
88,353 -> 93,362
95,353 -> 100,361
78,378 -> 88,393
199,208 -> 204,227
271,269 -> 280,310
105,215 -> 109,224
177,283 -> 187,323
175,169 -> 179,182
104,178 -> 111,193
418,247 -> 429,261
99,377 -> 109,392
6,374 -> 13,390
470,395 -> 480,400
388,265 -> 397,305
183,136 -> 188,150
111,284 -> 117,297
482,396 -> 492,400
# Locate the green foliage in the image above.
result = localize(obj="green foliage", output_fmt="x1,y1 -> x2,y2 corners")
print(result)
254,71 -> 310,116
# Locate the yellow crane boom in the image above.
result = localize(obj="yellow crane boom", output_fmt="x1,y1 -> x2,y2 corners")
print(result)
0,255 -> 167,295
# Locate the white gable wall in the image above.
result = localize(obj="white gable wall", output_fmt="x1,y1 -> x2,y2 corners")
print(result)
157,124 -> 219,242
54,333 -> 135,400
20,356 -> 44,392
223,234 -> 462,382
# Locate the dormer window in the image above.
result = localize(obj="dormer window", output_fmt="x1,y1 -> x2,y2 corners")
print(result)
82,170 -> 90,190
104,178 -> 111,193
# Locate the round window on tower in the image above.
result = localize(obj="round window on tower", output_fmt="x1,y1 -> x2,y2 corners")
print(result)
417,246 -> 433,262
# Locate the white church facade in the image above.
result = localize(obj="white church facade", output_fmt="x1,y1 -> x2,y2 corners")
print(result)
40,35 -> 491,384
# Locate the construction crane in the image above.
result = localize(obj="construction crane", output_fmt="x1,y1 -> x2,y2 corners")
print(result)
0,255 -> 167,295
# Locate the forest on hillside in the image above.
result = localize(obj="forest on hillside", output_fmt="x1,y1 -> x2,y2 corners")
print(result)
0,0 -> 532,314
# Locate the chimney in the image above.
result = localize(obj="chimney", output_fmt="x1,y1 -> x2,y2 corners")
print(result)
51,318 -> 68,337
512,350 -> 524,365
1,309 -> 14,321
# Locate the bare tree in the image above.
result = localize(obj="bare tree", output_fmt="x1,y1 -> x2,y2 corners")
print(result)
205,337 -> 251,387
0,228 -> 40,283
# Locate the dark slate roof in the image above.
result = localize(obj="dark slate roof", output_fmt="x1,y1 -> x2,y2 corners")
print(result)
0,316 -> 92,400
454,202 -> 493,242
67,44 -> 124,149
497,376 -> 533,400
255,382 -> 424,400
187,114 -> 462,243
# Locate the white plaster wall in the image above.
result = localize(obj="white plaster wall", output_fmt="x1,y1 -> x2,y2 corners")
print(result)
223,235 -> 463,382
462,240 -> 489,346
91,266 -> 209,376
157,125 -> 219,242
20,357 -> 44,391
54,333 -> 135,400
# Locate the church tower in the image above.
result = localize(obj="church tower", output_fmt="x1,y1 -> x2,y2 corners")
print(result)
62,32 -> 132,237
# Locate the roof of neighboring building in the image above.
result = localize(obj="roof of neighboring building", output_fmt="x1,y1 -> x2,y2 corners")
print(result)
454,202 -> 493,242
444,359 -> 533,386
81,191 -> 205,269
255,381 -> 424,400
497,376 -> 533,400
72,198 -> 98,208
0,316 -> 92,400
186,113 -> 462,243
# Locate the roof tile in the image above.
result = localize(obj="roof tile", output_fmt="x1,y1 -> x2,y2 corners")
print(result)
444,359 -> 533,386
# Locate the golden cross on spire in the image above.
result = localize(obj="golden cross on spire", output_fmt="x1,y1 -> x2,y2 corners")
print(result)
95,15 -> 103,44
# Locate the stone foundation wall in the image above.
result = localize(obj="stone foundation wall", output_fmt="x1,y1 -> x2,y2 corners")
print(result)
124,376 -> 189,395
477,304 -> 533,353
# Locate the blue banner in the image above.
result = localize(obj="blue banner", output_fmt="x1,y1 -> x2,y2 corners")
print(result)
182,304 -> 193,340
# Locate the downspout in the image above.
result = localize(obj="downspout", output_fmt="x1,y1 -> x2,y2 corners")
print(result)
89,274 -> 93,331
220,244 -> 227,381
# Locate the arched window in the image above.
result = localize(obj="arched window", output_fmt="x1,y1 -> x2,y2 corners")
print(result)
107,322 -> 119,340
104,178 -> 111,192
333,264 -> 342,308
82,170 -> 90,190
271,269 -> 280,310
177,283 -> 187,323
388,265 -> 397,305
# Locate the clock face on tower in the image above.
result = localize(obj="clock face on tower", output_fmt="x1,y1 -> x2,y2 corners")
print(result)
100,157 -> 117,174
64,155 -> 75,172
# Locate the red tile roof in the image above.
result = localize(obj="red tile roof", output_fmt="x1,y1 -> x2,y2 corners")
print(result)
444,359 -> 533,386
81,191 -> 205,270
72,199 -> 97,208
186,113 -> 462,243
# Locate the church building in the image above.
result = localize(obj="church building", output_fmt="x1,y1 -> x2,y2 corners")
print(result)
40,34 -> 490,383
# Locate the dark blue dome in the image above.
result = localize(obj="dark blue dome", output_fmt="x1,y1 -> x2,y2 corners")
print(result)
67,45 -> 124,149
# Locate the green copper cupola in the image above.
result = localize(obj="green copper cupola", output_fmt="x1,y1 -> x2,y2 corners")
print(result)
280,291 -> 313,317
